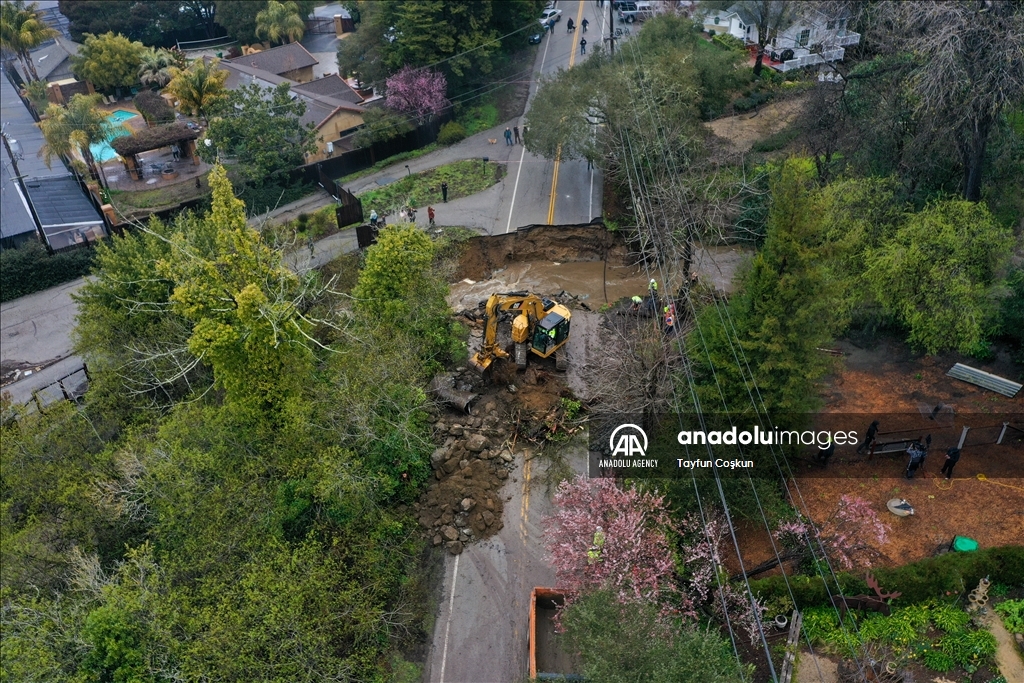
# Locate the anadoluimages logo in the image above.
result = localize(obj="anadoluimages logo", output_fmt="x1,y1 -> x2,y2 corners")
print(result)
609,424 -> 648,457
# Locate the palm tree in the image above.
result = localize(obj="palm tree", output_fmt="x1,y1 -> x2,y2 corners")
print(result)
38,93 -> 109,186
255,0 -> 305,45
138,47 -> 175,89
165,58 -> 229,124
0,0 -> 58,81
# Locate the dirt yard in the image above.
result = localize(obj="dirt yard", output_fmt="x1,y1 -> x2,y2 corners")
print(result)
795,337 -> 1023,568
706,94 -> 809,153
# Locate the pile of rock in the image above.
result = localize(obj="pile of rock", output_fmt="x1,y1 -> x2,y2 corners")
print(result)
415,371 -> 518,555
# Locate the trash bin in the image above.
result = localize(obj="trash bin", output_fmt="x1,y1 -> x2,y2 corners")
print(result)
950,536 -> 979,552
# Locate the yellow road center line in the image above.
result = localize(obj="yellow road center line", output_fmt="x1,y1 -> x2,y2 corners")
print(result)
546,1 -> 587,225
521,454 -> 532,537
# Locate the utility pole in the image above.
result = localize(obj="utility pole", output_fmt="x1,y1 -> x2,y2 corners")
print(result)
606,0 -> 616,55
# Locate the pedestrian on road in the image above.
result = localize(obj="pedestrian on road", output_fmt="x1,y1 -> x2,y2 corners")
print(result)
504,127 -> 513,145
428,205 -> 436,227
940,447 -> 961,479
567,17 -> 574,32
513,125 -> 521,144
307,237 -> 315,257
580,37 -> 587,54
441,181 -> 449,203
369,209 -> 378,227
522,125 -> 529,143
582,18 -> 589,32
857,420 -> 880,455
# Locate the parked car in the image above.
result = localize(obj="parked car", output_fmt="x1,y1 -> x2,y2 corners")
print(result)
539,8 -> 562,26
619,1 -> 654,22
528,32 -> 543,44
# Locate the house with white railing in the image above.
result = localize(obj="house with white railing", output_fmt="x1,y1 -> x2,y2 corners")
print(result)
701,3 -> 860,72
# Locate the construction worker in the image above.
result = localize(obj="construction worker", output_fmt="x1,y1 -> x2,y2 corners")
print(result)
630,295 -> 643,313
587,526 -> 605,564
663,302 -> 676,334
649,278 -> 658,295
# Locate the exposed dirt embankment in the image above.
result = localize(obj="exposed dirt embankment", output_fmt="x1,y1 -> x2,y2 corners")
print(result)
455,225 -> 630,282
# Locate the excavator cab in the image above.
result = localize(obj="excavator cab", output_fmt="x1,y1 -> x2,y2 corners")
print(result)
531,311 -> 570,357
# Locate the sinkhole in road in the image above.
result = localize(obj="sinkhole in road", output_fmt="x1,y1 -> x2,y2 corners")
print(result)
447,224 -> 750,312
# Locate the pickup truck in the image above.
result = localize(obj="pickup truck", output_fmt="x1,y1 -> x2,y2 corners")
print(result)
529,588 -> 584,681
618,1 -> 655,23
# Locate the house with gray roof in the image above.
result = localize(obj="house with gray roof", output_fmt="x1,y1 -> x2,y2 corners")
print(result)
228,42 -> 319,83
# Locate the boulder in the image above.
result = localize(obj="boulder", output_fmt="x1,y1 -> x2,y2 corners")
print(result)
441,525 -> 459,541
433,534 -> 442,546
497,469 -> 508,480
443,458 -> 460,475
431,447 -> 448,468
500,450 -> 514,462
482,510 -> 495,526
449,424 -> 464,436
466,433 -> 490,452
459,459 -> 470,470
460,498 -> 476,512
446,540 -> 464,555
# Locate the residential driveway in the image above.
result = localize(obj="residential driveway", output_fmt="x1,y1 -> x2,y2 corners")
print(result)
1,278 -> 85,406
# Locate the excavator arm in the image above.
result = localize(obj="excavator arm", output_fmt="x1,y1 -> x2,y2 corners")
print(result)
470,294 -> 509,372
470,292 -> 570,373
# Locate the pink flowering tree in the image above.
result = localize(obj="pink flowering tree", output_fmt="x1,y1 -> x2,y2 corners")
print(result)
543,477 -> 764,642
672,508 -> 765,644
774,495 -> 890,571
384,66 -> 450,124
545,476 -> 676,607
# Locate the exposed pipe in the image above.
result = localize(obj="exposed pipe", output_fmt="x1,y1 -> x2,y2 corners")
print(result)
429,373 -> 477,415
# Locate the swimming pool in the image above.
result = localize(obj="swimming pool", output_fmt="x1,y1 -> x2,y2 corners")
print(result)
89,110 -> 139,163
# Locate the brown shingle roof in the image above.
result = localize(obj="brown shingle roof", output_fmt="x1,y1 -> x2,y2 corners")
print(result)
227,42 -> 318,76
291,75 -> 363,104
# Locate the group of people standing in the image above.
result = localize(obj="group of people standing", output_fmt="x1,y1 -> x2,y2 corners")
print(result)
856,420 -> 962,480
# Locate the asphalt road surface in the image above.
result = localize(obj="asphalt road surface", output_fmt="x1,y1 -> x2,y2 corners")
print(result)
497,0 -> 612,233
424,437 -> 590,683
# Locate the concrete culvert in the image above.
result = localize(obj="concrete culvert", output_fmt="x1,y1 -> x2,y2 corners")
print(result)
429,373 -> 477,414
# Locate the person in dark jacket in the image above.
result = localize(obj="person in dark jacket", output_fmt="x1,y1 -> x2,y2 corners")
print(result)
567,17 -> 575,32
857,420 -> 880,454
940,447 -> 961,479
905,440 -> 926,479
816,437 -> 835,468
441,181 -> 448,202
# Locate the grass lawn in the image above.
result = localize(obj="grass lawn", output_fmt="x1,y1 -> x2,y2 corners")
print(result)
108,171 -> 211,216
357,160 -> 504,212
457,103 -> 499,135
336,144 -> 439,186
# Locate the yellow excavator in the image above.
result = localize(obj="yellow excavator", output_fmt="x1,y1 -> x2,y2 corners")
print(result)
469,292 -> 571,373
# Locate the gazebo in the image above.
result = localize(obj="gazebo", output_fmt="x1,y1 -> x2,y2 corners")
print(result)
110,122 -> 200,181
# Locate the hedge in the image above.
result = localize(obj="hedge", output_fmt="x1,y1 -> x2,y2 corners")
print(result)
0,241 -> 95,302
749,546 -> 1024,609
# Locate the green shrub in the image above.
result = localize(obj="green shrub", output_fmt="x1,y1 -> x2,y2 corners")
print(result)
750,546 -> 1024,609
733,91 -> 771,112
939,629 -> 996,669
711,33 -> 746,55
752,127 -> 800,153
1,241 -> 96,302
995,599 -> 1024,633
455,103 -> 498,135
437,121 -> 468,146
920,648 -> 956,672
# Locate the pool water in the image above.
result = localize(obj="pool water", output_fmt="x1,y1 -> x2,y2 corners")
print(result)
89,110 -> 140,163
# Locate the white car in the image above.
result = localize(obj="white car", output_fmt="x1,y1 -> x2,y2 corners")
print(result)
539,8 -> 562,27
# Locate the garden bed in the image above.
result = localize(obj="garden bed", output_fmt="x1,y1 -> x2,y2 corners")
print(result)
357,160 -> 505,213
108,171 -> 211,220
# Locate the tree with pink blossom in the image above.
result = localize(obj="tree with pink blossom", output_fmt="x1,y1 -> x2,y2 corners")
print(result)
384,66 -> 450,124
543,477 -> 764,643
544,476 -> 676,607
774,494 -> 890,571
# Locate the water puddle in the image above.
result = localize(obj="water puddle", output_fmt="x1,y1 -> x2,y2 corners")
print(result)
448,246 -> 750,310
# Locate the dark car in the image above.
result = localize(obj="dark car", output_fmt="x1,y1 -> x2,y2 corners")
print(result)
528,32 -> 543,44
